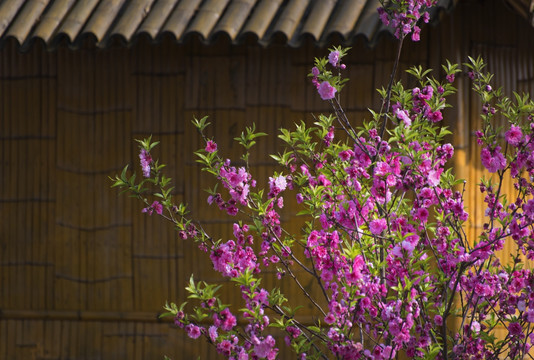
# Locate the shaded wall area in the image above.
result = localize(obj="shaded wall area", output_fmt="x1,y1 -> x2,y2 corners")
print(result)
1,1 -> 534,358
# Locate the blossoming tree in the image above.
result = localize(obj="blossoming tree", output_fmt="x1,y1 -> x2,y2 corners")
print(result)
112,0 -> 534,359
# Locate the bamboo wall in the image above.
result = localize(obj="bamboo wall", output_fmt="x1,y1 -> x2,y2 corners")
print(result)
1,1 -> 534,359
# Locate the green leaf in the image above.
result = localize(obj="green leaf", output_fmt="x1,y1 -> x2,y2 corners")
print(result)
192,116 -> 211,131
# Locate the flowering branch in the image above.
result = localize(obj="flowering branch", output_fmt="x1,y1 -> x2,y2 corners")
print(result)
112,3 -> 534,359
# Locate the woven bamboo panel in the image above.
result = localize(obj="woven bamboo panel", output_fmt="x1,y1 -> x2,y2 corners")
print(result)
1,1 -> 534,358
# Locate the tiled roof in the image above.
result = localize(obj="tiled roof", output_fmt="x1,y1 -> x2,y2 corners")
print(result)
0,0 -> 453,50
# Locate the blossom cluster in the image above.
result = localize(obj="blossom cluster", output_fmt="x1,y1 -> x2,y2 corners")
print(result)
112,10 -> 534,358
377,0 -> 437,41
309,46 -> 349,101
139,148 -> 152,177
206,160 -> 256,216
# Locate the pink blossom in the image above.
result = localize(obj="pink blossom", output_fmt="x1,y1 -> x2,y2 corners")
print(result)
254,288 -> 269,305
377,7 -> 389,26
318,81 -> 337,100
142,201 -> 163,215
428,110 -> 443,122
394,108 -> 411,126
216,339 -> 233,356
509,322 -> 522,336
505,125 -> 523,147
391,244 -> 403,258
208,325 -> 218,342
220,165 -> 252,205
370,218 -> 387,235
411,25 -> 421,41
375,161 -> 391,176
236,348 -> 249,360
416,207 -> 429,222
480,146 -> 507,173
427,168 -> 443,186
348,255 -> 365,282
378,345 -> 396,360
339,149 -> 354,161
328,50 -> 340,67
185,324 -> 202,339
419,86 -> 433,100
311,66 -> 320,76
254,335 -> 277,359
317,174 -> 331,186
139,148 -> 152,177
371,178 -> 391,204
402,234 -> 419,255
438,143 -> 454,159
269,174 -> 287,196
319,214 -> 330,229
323,126 -> 334,146
324,313 -> 335,324
205,140 -> 217,153
524,199 -> 534,218
214,308 -> 237,331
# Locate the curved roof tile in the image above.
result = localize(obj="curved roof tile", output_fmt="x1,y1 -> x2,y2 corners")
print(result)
0,0 -> 454,50
31,0 -> 77,43
299,0 -> 337,41
353,1 -> 382,41
212,0 -> 255,40
6,0 -> 50,45
109,0 -> 156,42
55,0 -> 100,43
0,0 -> 25,37
186,0 -> 230,40
326,0 -> 367,37
161,0 -> 202,39
83,0 -> 127,44
137,0 -> 178,38
271,0 -> 310,41
241,0 -> 282,39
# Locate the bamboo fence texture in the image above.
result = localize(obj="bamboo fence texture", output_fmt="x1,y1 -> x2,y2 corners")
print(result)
0,1 -> 533,359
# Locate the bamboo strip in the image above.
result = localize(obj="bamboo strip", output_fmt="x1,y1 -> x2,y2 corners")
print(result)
2,140 -> 12,309
32,146 -> 45,312
76,317 -> 87,358
0,320 -> 6,358
45,202 -> 55,310
54,228 -> 80,310
43,319 -> 60,358
134,322 -> 143,360
89,321 -> 103,358
20,319 -> 38,358
14,135 -> 26,311
58,320 -> 71,357
6,320 -> 16,357
113,227 -> 134,311
101,321 -> 117,360
343,63 -> 374,113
